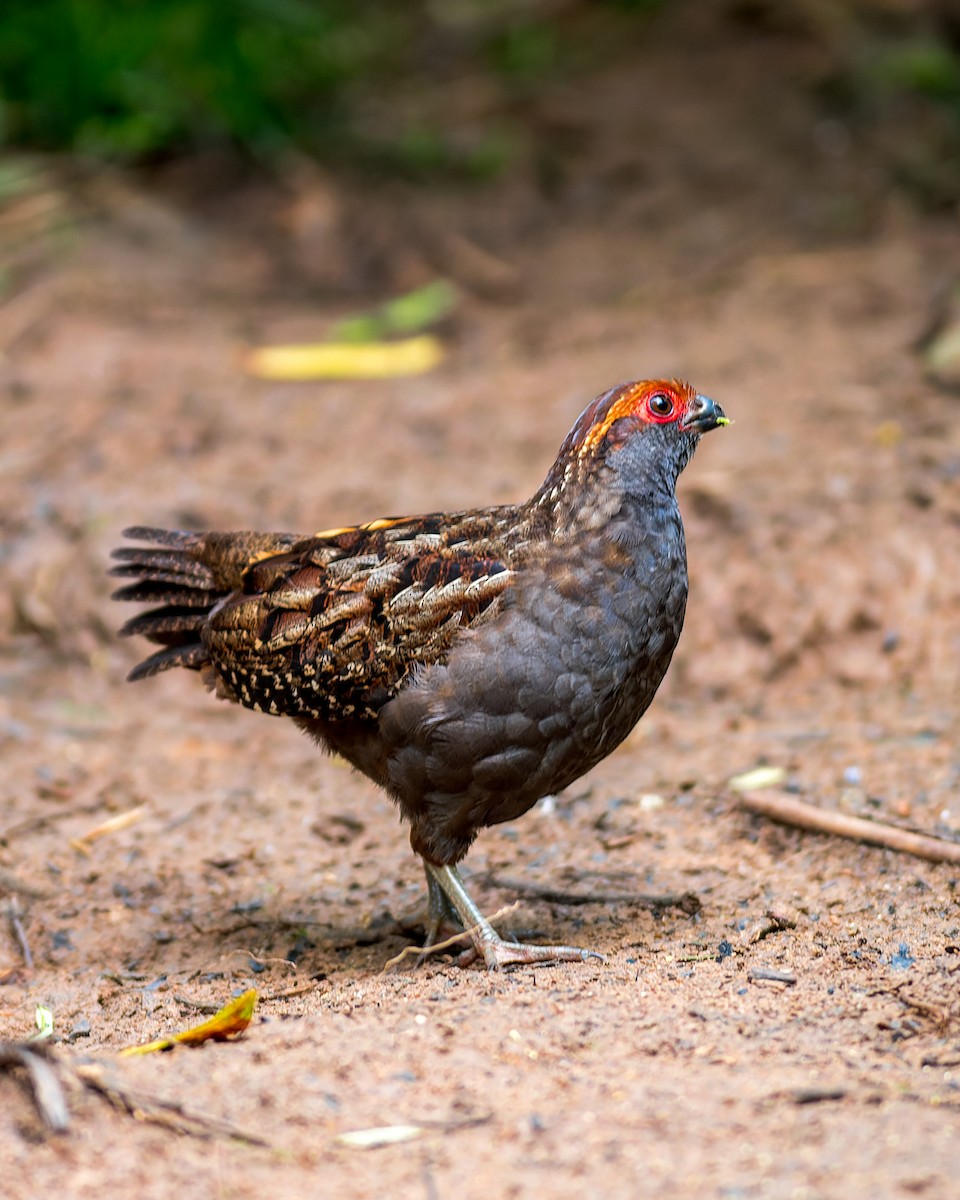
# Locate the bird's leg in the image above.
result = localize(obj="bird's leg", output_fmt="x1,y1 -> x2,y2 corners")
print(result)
419,866 -> 463,949
423,862 -> 603,970
393,867 -> 461,951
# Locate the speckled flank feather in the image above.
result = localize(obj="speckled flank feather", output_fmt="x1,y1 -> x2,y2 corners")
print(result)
112,379 -> 727,896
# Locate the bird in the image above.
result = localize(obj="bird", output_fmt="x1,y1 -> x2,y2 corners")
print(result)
111,378 -> 727,969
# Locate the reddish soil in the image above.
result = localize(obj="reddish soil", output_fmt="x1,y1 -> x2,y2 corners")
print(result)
2,15 -> 959,1199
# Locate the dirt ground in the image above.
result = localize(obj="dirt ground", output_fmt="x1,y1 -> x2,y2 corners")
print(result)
2,13 -> 960,1200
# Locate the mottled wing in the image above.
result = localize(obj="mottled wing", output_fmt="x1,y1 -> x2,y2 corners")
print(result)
205,515 -> 515,720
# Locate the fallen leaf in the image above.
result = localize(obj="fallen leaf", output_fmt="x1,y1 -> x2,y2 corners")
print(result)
728,766 -> 787,792
336,1125 -> 423,1149
34,1005 -> 54,1040
121,989 -> 257,1057
329,280 -> 457,342
243,335 -> 443,380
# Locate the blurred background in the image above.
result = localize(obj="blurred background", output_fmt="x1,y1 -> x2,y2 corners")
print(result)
2,0 -> 960,192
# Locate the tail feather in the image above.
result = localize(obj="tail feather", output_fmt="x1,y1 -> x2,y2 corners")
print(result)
111,527 -> 224,679
112,525 -> 301,681
110,564 -> 211,588
111,580 -> 222,606
120,525 -> 202,547
110,552 -> 213,585
118,607 -> 212,641
128,643 -> 210,681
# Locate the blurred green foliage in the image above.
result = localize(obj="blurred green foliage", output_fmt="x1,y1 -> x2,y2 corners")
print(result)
0,0 -> 663,171
0,0 -> 400,161
3,0 -> 958,203
833,26 -> 960,207
867,36 -> 960,106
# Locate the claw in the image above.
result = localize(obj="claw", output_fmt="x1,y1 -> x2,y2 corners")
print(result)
422,862 -> 603,970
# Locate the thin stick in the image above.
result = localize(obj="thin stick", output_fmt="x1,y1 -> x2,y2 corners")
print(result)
739,791 -> 960,865
173,995 -> 222,1015
258,981 -> 326,1002
71,804 -> 147,854
7,897 -> 34,969
483,875 -> 701,915
748,966 -> 797,985
0,1043 -> 70,1132
72,1062 -> 270,1146
382,902 -> 520,971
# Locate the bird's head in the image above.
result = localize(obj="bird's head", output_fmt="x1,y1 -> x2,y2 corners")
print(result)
538,379 -> 728,519
565,378 -> 727,457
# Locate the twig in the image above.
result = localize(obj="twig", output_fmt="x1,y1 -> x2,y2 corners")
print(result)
422,1159 -> 441,1200
382,903 -> 521,970
0,1042 -> 70,1132
6,896 -> 34,968
173,994 -> 222,1015
258,980 -> 326,1002
72,1062 -> 270,1146
742,910 -> 797,945
1,791 -> 106,842
481,875 -> 702,915
176,980 -> 325,1007
870,982 -> 958,1035
71,804 -> 147,854
2,1042 -> 270,1145
738,791 -> 960,865
790,1086 -> 846,1105
747,966 -> 797,985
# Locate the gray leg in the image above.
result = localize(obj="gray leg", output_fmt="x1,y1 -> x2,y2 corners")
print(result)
423,861 -> 604,970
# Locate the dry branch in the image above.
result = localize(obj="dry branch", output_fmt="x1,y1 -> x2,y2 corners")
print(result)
738,791 -> 960,865
0,1042 -> 269,1145
73,1062 -> 270,1144
0,1042 -> 70,1132
482,875 -> 702,914
6,896 -> 34,968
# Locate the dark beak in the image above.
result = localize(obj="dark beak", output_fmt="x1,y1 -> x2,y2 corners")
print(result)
681,393 -> 728,434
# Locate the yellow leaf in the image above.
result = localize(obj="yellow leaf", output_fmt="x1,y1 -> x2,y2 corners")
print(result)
728,766 -> 786,793
243,335 -> 443,380
121,989 -> 257,1057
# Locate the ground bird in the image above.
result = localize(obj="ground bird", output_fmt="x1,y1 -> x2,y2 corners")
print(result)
112,378 -> 727,968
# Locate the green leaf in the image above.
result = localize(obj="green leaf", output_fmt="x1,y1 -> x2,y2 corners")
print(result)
34,1005 -> 54,1040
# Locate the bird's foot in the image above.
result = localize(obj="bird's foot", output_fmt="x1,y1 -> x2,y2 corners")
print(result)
422,862 -> 604,971
460,932 -> 603,970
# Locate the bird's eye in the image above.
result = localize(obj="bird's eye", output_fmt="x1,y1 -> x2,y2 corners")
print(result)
647,392 -> 675,421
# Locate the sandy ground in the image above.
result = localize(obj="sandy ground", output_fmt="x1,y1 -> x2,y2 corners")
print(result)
2,13 -> 959,1199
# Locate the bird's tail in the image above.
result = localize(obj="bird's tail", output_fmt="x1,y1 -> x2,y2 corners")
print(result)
110,526 -> 298,680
